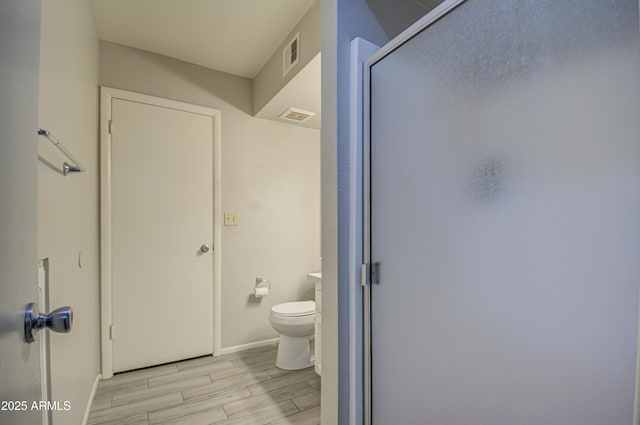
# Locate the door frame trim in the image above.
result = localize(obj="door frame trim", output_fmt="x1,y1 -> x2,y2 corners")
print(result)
99,87 -> 223,378
349,37 -> 379,425
362,0 -> 465,422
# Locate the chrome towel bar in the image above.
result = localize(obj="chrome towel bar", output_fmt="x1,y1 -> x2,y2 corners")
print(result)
37,128 -> 86,176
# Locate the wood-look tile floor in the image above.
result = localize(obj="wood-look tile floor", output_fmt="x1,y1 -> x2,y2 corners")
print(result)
88,344 -> 320,425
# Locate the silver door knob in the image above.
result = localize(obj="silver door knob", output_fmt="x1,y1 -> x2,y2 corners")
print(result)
200,244 -> 210,253
24,303 -> 73,343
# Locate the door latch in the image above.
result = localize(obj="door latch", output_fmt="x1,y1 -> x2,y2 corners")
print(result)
361,262 -> 381,286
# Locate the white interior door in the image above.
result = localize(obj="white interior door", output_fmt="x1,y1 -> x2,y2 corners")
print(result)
110,96 -> 214,372
0,1 -> 43,424
367,0 -> 640,423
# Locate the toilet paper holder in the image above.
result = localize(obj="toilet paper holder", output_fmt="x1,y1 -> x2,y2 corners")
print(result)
253,277 -> 271,299
255,276 -> 271,289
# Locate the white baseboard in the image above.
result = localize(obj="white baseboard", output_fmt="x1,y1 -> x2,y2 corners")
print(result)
219,337 -> 279,355
81,374 -> 101,425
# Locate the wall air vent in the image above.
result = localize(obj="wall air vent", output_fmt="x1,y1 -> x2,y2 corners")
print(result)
283,32 -> 300,77
278,107 -> 316,123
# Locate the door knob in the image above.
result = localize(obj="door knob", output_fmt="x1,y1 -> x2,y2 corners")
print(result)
200,244 -> 210,253
24,303 -> 73,343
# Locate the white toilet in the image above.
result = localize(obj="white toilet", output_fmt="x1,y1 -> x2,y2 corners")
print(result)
269,300 -> 315,370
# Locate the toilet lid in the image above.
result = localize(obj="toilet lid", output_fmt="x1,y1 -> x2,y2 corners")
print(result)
271,301 -> 315,317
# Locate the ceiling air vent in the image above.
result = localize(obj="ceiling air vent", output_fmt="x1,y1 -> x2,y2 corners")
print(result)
278,107 -> 316,123
283,32 -> 300,77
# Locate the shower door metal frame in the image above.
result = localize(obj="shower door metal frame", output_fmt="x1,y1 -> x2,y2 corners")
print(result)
362,3 -> 466,423
361,0 -> 640,423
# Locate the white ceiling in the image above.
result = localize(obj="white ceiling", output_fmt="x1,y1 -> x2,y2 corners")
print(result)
90,0 -> 316,79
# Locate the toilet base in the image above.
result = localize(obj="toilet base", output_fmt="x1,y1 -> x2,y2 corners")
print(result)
276,335 -> 313,370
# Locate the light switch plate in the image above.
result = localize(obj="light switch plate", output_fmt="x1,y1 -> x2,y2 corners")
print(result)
224,212 -> 239,226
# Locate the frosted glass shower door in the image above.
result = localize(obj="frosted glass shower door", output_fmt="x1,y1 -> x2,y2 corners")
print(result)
367,0 -> 640,423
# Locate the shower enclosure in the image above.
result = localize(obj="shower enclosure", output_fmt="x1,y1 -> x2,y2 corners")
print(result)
365,0 -> 640,423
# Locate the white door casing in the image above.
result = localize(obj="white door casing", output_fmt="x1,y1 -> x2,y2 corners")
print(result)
0,1 -> 43,424
100,88 -> 222,376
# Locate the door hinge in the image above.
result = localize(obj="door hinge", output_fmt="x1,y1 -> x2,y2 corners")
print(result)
361,262 -> 381,286
109,325 -> 114,340
108,120 -> 114,134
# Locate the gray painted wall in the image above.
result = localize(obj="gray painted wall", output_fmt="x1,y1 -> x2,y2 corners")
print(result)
102,41 -> 254,115
321,1 -> 388,424
253,0 -> 321,115
100,41 -> 321,351
365,0 -> 441,38
38,0 -> 101,422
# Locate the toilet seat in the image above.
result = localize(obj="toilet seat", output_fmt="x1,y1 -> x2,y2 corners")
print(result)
271,301 -> 315,317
